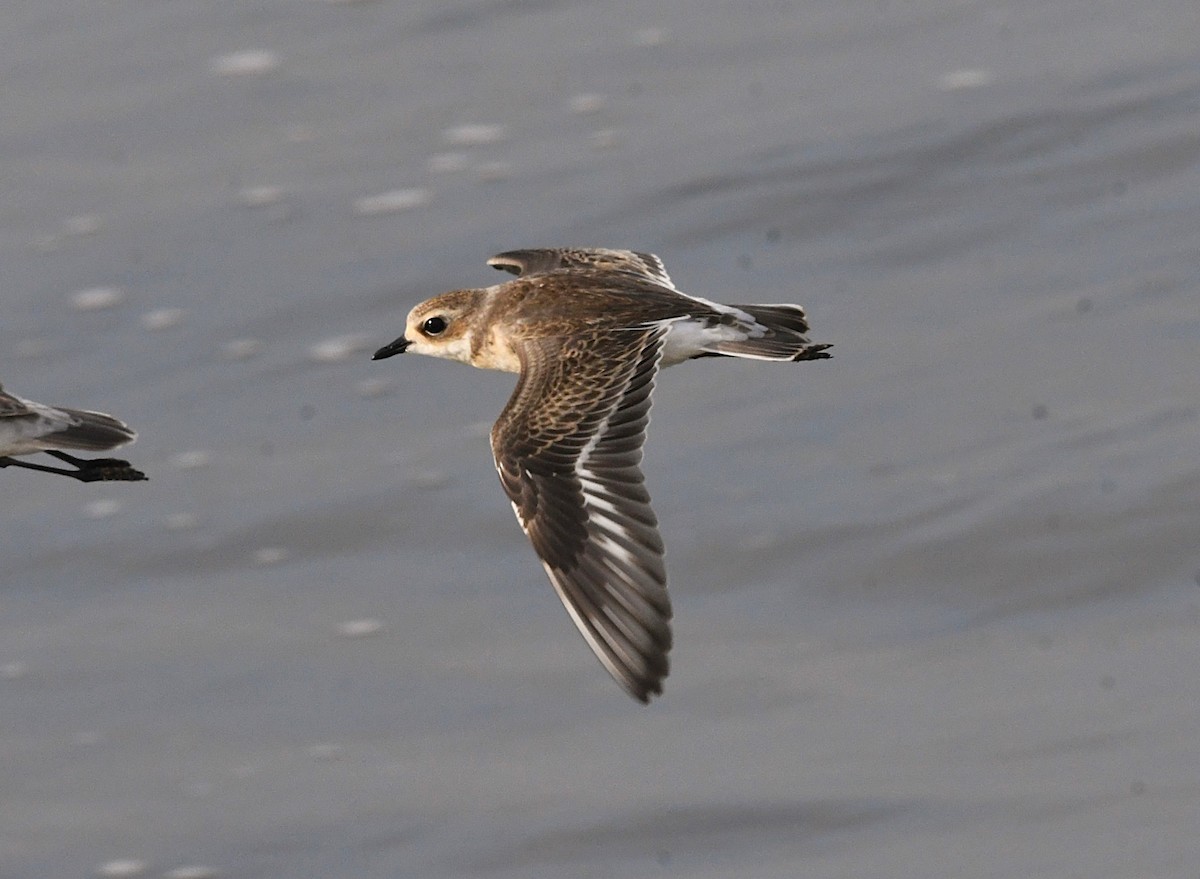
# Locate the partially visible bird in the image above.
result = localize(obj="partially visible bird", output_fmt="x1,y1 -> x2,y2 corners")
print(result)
0,381 -> 147,482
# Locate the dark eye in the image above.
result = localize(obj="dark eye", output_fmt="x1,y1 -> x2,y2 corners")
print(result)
422,316 -> 448,336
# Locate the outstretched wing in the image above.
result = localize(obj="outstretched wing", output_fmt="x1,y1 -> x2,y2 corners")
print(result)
487,248 -> 676,290
490,324 -> 673,702
0,384 -> 136,454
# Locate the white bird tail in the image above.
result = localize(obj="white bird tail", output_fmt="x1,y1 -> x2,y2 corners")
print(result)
707,304 -> 832,362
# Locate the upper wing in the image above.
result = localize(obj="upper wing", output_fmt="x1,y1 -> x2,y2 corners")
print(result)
490,324 -> 673,702
487,248 -> 676,290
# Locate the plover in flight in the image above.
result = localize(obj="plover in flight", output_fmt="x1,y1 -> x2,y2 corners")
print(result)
0,382 -> 147,482
374,248 -> 829,701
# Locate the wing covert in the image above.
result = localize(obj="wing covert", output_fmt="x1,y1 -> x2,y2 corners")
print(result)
487,248 -> 676,290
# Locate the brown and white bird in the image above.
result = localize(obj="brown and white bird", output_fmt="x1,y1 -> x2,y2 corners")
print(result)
0,381 -> 147,482
373,248 -> 829,702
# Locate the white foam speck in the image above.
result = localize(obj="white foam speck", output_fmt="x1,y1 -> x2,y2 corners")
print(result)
164,512 -> 200,531
426,151 -> 471,174
237,185 -> 285,207
210,49 -> 280,76
337,618 -> 384,638
84,499 -> 121,519
410,470 -> 449,490
739,531 -> 782,552
308,333 -> 373,363
169,450 -> 211,470
0,662 -> 28,680
442,123 -> 507,146
96,859 -> 149,878
231,762 -> 261,779
70,287 -> 125,311
221,337 -> 262,361
937,68 -> 994,91
184,781 -> 214,799
64,214 -> 104,236
356,376 -> 395,399
164,867 -> 220,879
353,188 -> 431,216
284,124 -> 316,143
568,93 -> 607,115
140,307 -> 185,330
591,128 -> 621,150
633,27 -> 668,46
252,546 -> 289,565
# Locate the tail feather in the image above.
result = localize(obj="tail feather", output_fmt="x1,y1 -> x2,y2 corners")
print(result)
729,303 -> 813,335
704,303 -> 831,362
45,408 -> 137,452
710,338 -> 832,361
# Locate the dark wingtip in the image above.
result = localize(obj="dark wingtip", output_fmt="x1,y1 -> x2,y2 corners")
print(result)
625,673 -> 665,704
638,685 -> 661,705
792,343 -> 832,362
486,254 -> 523,275
372,337 -> 411,360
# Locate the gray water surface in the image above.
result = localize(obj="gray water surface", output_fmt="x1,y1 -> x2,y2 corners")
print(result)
2,2 -> 1199,877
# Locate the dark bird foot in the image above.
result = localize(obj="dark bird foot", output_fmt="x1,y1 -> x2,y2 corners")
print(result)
72,458 -> 149,482
1,453 -> 148,482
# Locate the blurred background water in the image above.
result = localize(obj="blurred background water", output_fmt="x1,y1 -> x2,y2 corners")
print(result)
2,1 -> 1198,876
